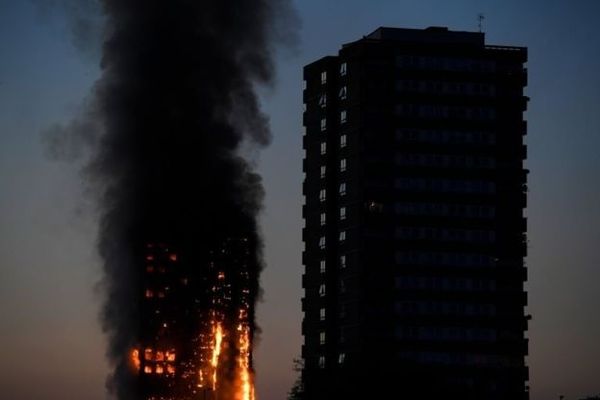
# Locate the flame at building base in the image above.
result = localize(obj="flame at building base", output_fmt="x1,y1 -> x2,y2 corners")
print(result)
131,239 -> 257,400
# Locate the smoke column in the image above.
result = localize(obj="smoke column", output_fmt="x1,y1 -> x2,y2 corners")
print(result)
50,0 -> 295,398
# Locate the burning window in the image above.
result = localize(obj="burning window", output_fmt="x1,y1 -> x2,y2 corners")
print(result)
169,253 -> 177,261
155,365 -> 164,374
144,348 -> 153,360
145,289 -> 154,298
155,351 -> 165,361
144,366 -> 152,374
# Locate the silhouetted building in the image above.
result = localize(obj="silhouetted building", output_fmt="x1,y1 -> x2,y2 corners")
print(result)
301,27 -> 529,400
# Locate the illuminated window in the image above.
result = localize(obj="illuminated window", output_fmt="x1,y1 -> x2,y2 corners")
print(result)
340,62 -> 347,76
320,165 -> 326,178
339,86 -> 347,100
320,308 -> 326,321
320,142 -> 327,155
145,289 -> 154,298
321,71 -> 327,84
319,93 -> 327,108
303,80 -> 307,90
340,110 -> 347,124
167,365 -> 176,374
338,353 -> 346,364
155,351 -> 165,361
319,236 -> 326,249
320,260 -> 326,273
340,134 -> 347,148
339,183 -> 347,196
339,231 -> 346,242
321,118 -> 327,131
155,365 -> 164,374
340,207 -> 346,220
319,284 -> 326,297
320,212 -> 326,226
340,255 -> 346,268
340,158 -> 347,172
319,356 -> 325,368
319,189 -> 326,202
320,331 -> 326,345
144,366 -> 152,374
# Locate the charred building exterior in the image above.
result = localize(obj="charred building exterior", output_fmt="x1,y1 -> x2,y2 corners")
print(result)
301,27 -> 529,399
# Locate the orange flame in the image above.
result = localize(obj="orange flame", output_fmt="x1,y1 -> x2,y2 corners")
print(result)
131,349 -> 141,371
210,322 -> 224,391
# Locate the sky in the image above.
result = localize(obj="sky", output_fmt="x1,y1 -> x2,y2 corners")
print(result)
0,1 -> 599,399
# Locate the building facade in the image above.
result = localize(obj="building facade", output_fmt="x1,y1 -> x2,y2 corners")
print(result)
301,27 -> 528,400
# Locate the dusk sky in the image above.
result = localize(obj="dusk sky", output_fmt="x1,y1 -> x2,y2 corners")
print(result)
1,1 -> 599,399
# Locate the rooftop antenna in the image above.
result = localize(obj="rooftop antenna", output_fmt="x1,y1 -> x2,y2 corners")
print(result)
478,13 -> 485,33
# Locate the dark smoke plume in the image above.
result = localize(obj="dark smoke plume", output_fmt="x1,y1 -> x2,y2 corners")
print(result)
43,0 -> 297,398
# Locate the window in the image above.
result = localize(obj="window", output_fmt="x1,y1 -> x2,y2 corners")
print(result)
320,212 -> 326,226
321,71 -> 327,84
320,308 -> 326,321
340,134 -> 347,148
340,279 -> 346,293
338,353 -> 346,364
339,86 -> 347,100
320,118 -> 327,132
319,260 -> 326,273
303,80 -> 307,90
339,230 -> 346,242
319,189 -> 326,202
340,158 -> 347,172
340,110 -> 347,124
340,207 -> 346,220
319,236 -> 326,249
320,165 -> 326,178
320,142 -> 327,155
320,331 -> 326,345
340,62 -> 347,76
319,284 -> 326,297
319,93 -> 327,108
339,182 -> 347,196
318,356 -> 325,368
340,255 -> 346,268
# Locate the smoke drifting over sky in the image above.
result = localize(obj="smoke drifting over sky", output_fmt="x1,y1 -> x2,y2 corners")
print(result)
39,0 -> 297,398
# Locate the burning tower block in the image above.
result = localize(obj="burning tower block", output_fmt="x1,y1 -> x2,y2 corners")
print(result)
131,238 -> 255,400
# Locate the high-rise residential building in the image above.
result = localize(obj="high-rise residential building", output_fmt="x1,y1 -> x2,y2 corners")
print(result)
301,27 -> 528,400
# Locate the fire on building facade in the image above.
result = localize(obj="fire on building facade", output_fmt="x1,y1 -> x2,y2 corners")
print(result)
130,238 -> 255,400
